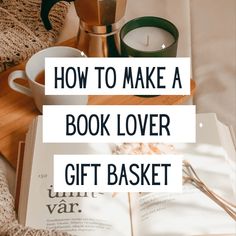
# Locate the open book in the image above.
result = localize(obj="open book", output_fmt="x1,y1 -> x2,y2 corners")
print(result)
17,114 -> 236,236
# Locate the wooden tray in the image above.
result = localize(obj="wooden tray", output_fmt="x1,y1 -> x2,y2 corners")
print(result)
0,37 -> 196,168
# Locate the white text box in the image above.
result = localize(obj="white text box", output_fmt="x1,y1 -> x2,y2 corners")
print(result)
43,105 -> 196,143
54,155 -> 183,192
45,58 -> 191,95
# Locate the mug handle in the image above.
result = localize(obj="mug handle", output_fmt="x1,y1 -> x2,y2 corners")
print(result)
8,70 -> 32,97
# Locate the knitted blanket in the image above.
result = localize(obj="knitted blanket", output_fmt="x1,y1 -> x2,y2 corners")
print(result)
0,0 -> 68,73
0,170 -> 71,236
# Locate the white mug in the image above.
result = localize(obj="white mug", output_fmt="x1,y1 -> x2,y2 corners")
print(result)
8,46 -> 88,113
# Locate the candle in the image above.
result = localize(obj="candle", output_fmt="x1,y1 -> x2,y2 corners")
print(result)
123,26 -> 175,52
120,16 -> 179,57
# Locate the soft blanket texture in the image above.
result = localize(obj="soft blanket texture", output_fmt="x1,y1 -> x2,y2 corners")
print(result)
0,0 -> 68,72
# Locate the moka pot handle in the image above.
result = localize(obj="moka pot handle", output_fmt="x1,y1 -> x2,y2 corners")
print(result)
40,0 -> 74,30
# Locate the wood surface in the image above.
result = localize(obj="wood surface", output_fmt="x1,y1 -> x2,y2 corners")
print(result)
0,37 -> 196,169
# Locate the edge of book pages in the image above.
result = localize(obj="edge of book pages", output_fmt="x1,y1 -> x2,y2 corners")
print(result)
15,113 -> 236,236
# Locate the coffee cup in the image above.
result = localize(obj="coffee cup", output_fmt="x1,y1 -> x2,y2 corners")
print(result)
8,46 -> 88,113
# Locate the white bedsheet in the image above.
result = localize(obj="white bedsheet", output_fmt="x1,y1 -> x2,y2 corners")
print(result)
190,0 -> 236,134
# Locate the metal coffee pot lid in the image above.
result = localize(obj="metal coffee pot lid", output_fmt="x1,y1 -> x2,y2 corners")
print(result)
41,0 -> 126,30
75,0 -> 127,26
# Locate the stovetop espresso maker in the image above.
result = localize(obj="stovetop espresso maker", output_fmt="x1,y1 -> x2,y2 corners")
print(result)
41,0 -> 127,57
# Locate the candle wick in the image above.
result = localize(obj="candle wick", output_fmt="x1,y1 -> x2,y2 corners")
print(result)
146,35 -> 150,46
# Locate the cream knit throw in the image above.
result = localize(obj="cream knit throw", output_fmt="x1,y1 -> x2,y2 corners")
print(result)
0,170 -> 72,236
0,0 -> 68,73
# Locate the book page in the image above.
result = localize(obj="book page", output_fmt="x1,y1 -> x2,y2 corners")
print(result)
131,186 -> 235,236
131,157 -> 236,236
27,187 -> 131,236
131,114 -> 236,236
20,117 -> 131,236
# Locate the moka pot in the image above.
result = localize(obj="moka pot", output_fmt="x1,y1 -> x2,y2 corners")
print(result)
41,0 -> 127,57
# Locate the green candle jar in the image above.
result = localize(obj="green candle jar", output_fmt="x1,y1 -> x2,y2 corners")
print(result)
120,16 -> 179,57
